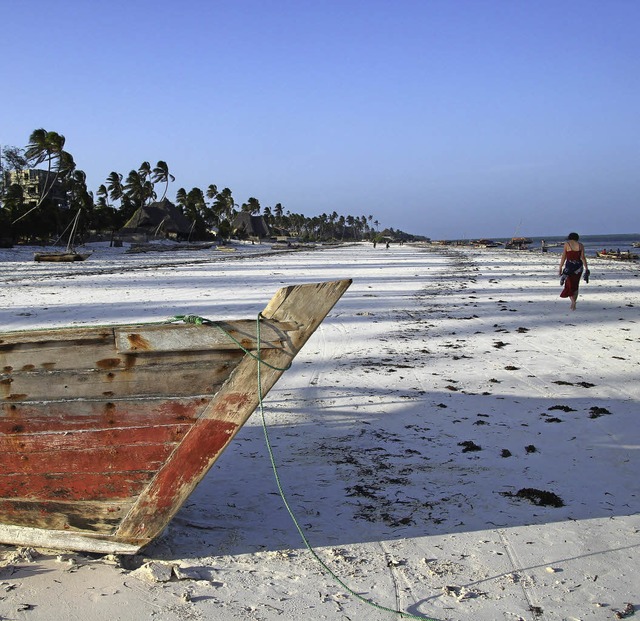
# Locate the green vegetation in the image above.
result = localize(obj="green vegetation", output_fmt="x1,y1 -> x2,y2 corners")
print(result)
1,129 -> 422,244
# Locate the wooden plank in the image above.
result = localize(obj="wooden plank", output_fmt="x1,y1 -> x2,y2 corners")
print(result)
1,362 -> 235,402
0,440 -> 176,476
0,320 -> 293,371
114,320 -> 291,353
0,524 -> 140,555
1,344 -> 244,373
0,498 -> 131,532
0,471 -> 154,502
0,397 -> 206,434
115,279 -> 351,544
0,423 -> 188,455
0,327 -> 114,347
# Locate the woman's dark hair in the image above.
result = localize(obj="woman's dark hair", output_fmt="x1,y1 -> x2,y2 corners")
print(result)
568,232 -> 579,241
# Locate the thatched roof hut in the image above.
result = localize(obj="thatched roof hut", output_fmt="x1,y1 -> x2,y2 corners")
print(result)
120,199 -> 193,241
231,212 -> 270,239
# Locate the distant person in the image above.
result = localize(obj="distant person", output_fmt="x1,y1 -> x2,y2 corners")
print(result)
558,232 -> 588,311
385,241 -> 390,249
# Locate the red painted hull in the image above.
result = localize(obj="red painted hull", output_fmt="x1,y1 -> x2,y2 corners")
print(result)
0,279 -> 351,553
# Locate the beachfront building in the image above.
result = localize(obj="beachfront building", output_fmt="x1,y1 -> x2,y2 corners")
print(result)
4,168 -> 67,207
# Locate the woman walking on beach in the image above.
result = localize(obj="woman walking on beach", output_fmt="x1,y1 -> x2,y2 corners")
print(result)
558,232 -> 588,310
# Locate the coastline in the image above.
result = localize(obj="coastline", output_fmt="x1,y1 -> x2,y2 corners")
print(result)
1,243 -> 638,621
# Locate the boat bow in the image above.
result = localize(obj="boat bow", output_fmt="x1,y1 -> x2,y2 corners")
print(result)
0,279 -> 351,553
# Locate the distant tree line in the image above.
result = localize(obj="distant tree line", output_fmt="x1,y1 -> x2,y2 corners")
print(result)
1,129 -> 420,244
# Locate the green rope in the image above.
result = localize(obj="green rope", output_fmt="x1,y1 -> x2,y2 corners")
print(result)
169,313 -> 291,372
172,314 -> 437,618
251,317 -> 439,621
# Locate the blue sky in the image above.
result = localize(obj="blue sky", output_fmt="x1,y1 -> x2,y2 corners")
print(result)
2,0 -> 638,239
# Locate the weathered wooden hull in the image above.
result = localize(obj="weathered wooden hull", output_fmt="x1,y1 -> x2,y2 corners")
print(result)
0,279 -> 351,553
33,252 -> 92,262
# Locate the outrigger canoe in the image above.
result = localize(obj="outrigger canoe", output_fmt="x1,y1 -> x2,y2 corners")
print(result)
0,279 -> 351,554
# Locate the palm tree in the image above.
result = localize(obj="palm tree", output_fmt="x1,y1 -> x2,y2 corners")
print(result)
175,188 -> 188,213
20,128 -> 75,219
65,170 -> 94,238
346,215 -> 355,240
124,169 -> 155,209
138,161 -> 152,182
178,187 -> 207,240
274,202 -> 283,223
151,161 -> 175,201
106,172 -> 124,205
244,197 -> 261,214
96,184 -> 110,209
66,170 -> 92,211
211,187 -> 232,222
338,215 -> 346,240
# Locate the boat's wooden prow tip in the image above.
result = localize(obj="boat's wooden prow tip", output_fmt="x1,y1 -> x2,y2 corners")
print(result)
263,279 -> 352,323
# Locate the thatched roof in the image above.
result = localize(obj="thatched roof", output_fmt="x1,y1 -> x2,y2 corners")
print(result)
121,199 -> 192,235
232,212 -> 270,238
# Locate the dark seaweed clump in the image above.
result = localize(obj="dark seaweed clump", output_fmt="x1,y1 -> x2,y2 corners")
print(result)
458,440 -> 482,453
501,488 -> 564,508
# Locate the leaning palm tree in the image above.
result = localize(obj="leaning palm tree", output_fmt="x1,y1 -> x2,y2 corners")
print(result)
138,161 -> 152,182
15,129 -> 75,223
106,172 -> 124,205
96,184 -> 110,209
151,161 -> 175,201
66,170 -> 94,235
124,170 -> 155,209
243,197 -> 261,214
274,202 -> 283,225
175,188 -> 188,213
213,187 -> 236,223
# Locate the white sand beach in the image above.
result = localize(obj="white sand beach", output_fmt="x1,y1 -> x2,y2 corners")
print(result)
0,242 -> 638,621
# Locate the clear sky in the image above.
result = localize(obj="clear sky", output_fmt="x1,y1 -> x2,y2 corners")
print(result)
2,0 -> 638,239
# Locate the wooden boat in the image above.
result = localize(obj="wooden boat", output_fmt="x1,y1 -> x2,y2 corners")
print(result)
505,236 -> 532,250
595,250 -> 638,261
34,251 -> 92,262
0,279 -> 351,554
33,210 -> 92,262
473,239 -> 501,248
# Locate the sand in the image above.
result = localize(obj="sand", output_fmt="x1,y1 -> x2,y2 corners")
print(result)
0,241 -> 638,621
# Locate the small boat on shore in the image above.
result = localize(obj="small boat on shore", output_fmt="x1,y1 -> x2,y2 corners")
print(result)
505,237 -> 532,250
473,239 -> 501,248
595,250 -> 639,261
34,251 -> 92,262
33,211 -> 92,262
0,279 -> 351,554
